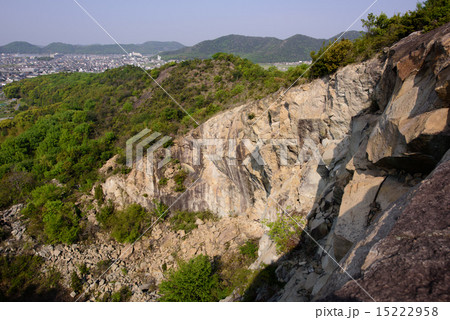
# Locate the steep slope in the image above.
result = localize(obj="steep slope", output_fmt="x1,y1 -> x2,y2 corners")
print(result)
102,22 -> 449,301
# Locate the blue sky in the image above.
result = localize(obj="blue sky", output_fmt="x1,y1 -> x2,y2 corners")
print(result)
1,0 -> 420,46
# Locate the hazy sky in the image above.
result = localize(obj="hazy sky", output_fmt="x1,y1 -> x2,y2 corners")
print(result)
1,0 -> 420,46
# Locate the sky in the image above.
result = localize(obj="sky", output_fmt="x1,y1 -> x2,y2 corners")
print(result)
1,0 -> 421,46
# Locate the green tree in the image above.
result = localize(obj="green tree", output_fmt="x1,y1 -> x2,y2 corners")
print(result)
310,39 -> 354,78
159,255 -> 221,302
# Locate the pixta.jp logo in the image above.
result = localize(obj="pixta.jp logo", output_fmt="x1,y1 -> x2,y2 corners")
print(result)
126,129 -> 172,175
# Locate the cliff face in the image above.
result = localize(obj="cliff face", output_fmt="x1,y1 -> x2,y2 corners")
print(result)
101,23 -> 450,301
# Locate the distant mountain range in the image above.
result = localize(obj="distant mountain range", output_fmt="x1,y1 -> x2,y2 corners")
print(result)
0,31 -> 363,63
160,31 -> 363,63
0,41 -> 185,55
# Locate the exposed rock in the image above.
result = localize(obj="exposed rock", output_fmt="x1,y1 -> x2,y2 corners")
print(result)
321,155 -> 450,302
332,172 -> 385,257
366,24 -> 450,173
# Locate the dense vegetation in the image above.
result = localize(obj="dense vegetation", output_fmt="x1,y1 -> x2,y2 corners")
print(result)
0,255 -> 66,301
310,0 -> 450,77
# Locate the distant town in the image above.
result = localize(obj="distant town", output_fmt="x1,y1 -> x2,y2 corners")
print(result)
0,52 -> 170,86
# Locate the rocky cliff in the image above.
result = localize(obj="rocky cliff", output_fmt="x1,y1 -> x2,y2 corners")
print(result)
101,22 -> 449,301
3,23 -> 447,302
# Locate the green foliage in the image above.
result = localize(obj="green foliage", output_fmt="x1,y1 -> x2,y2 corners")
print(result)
22,184 -> 80,244
152,200 -> 169,220
173,169 -> 187,192
310,39 -> 354,78
108,204 -> 149,243
0,255 -> 65,301
94,259 -> 112,276
158,177 -> 168,186
94,185 -> 104,204
96,286 -> 132,302
169,210 -> 217,233
42,200 -> 80,244
310,0 -> 450,77
111,286 -> 132,302
239,239 -> 259,261
263,213 -> 305,253
70,271 -> 83,294
97,201 -> 168,243
159,255 -> 222,302
78,263 -> 89,276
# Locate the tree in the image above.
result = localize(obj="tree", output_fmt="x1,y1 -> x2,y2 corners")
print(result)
310,39 -> 354,78
159,255 -> 221,302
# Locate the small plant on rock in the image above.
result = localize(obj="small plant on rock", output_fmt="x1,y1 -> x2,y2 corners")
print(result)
263,213 -> 306,253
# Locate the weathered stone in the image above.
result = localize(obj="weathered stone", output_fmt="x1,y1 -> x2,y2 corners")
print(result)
323,156 -> 450,302
305,272 -> 319,291
334,172 -> 385,246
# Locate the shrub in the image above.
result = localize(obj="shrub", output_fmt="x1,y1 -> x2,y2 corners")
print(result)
70,271 -> 83,294
78,263 -> 89,276
0,255 -> 64,301
152,200 -> 169,221
42,200 -> 80,244
239,240 -> 259,261
94,185 -> 104,204
158,177 -> 168,186
263,213 -> 306,253
111,286 -> 132,302
310,39 -> 354,78
169,210 -> 217,233
109,204 -> 149,243
173,169 -> 187,192
159,255 -> 222,302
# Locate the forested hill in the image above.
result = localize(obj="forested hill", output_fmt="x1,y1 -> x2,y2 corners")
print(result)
0,41 -> 185,55
160,31 -> 362,63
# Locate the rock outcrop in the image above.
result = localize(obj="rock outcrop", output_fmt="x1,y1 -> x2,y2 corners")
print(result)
97,23 -> 450,302
4,23 -> 447,302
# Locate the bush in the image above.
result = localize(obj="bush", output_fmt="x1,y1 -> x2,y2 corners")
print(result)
111,286 -> 132,302
239,240 -> 259,261
42,200 -> 80,244
263,213 -> 306,253
109,204 -> 149,243
158,177 -> 168,186
173,169 -> 187,192
70,271 -> 83,294
310,39 -> 354,78
169,210 -> 217,233
159,255 -> 222,302
94,185 -> 104,204
0,255 -> 64,301
78,263 -> 89,276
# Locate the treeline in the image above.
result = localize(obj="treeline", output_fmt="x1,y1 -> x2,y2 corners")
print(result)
310,0 -> 450,77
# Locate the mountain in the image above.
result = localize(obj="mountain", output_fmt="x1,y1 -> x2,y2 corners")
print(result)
161,31 -> 363,63
0,41 -> 185,55
0,41 -> 42,54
